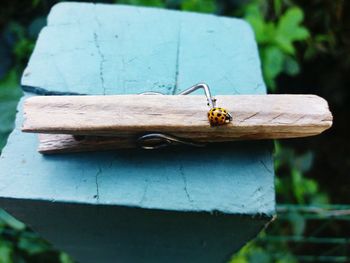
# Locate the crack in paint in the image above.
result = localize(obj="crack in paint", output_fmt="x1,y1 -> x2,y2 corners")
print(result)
179,164 -> 195,207
94,165 -> 102,202
139,179 -> 149,205
93,32 -> 106,95
260,160 -> 273,174
172,25 -> 181,95
93,7 -> 106,95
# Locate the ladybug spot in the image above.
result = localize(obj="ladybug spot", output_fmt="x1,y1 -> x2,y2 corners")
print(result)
217,113 -> 221,117
215,117 -> 218,121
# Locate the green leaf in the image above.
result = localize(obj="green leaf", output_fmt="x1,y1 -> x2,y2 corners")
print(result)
248,249 -> 271,263
283,56 -> 300,76
181,0 -> 216,13
245,15 -> 265,43
244,4 -> 265,42
293,151 -> 313,172
0,71 -> 22,100
13,39 -> 35,61
0,70 -> 22,150
18,234 -> 51,255
244,4 -> 276,44
275,7 -> 310,54
279,8 -> 309,40
291,169 -> 304,204
261,46 -> 285,91
243,4 -> 309,90
0,241 -> 13,263
32,0 -> 41,7
288,212 -> 306,236
230,242 -> 264,263
274,0 -> 282,16
0,210 -> 25,231
310,193 -> 330,205
60,253 -> 75,263
117,0 -> 165,7
303,179 -> 318,195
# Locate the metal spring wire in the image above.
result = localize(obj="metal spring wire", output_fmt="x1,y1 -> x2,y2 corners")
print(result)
137,83 -> 215,150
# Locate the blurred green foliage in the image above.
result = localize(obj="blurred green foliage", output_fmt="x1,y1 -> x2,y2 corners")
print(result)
0,0 -> 348,262
242,1 -> 309,90
274,141 -> 329,205
117,0 -> 165,7
181,0 -> 216,13
0,210 -> 74,263
0,71 -> 22,150
230,140 -> 330,263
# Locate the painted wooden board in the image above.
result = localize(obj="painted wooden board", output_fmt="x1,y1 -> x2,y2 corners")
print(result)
0,198 -> 270,263
21,3 -> 265,96
1,3 -> 276,262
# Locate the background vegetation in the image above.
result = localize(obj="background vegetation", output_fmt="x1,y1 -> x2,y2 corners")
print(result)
0,0 -> 349,262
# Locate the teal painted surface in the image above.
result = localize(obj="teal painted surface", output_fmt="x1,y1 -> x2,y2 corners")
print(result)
22,3 -> 265,96
0,199 -> 269,263
0,3 -> 275,262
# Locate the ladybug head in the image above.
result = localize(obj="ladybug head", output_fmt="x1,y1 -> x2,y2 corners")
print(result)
225,111 -> 233,122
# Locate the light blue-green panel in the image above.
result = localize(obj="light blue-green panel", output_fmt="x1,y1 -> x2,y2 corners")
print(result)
22,3 -> 180,95
0,199 -> 270,263
22,3 -> 266,95
175,13 -> 265,94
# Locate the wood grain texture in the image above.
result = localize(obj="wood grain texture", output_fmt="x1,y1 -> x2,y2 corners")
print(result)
22,94 -> 332,152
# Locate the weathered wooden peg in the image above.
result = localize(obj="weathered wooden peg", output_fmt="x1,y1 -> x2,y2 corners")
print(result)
22,93 -> 332,154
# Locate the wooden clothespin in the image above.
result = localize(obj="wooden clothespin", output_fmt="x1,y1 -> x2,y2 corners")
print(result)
22,83 -> 333,154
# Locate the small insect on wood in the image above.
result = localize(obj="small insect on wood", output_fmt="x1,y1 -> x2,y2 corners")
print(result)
208,107 -> 232,126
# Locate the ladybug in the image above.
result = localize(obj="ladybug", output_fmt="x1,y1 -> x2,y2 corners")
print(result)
207,107 -> 232,126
